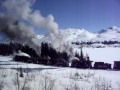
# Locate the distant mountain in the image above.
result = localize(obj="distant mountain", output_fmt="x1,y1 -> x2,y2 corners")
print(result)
59,28 -> 97,42
98,26 -> 120,34
96,26 -> 120,41
37,26 -> 120,43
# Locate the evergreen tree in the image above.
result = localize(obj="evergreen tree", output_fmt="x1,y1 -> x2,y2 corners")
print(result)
75,51 -> 80,59
80,47 -> 84,61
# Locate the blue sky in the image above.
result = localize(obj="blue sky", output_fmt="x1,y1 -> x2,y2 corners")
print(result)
33,0 -> 120,32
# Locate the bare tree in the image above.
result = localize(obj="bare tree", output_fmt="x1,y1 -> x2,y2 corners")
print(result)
63,80 -> 80,90
0,68 -> 7,90
93,77 -> 113,90
0,79 -> 5,90
21,76 -> 30,90
39,73 -> 56,90
12,73 -> 20,90
12,72 -> 31,90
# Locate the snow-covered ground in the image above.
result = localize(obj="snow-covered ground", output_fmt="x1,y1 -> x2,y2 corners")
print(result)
0,55 -> 120,90
0,56 -> 56,69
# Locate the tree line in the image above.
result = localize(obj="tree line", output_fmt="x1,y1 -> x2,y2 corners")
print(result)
72,40 -> 120,45
0,42 -> 92,68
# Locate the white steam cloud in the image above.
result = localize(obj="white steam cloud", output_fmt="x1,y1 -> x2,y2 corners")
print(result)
0,0 -> 73,55
0,0 -> 38,47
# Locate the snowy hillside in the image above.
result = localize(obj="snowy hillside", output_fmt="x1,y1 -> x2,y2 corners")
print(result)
94,26 -> 120,41
59,28 -> 97,42
37,26 -> 120,43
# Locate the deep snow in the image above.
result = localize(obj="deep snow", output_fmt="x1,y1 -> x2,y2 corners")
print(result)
0,53 -> 120,90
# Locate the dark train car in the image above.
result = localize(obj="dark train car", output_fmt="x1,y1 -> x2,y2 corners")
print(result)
94,62 -> 104,69
56,59 -> 68,67
14,55 -> 33,63
113,61 -> 120,70
94,62 -> 111,69
71,59 -> 93,69
104,63 -> 111,69
13,52 -> 32,63
70,57 -> 79,68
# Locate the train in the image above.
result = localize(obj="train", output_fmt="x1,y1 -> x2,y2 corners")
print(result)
13,54 -> 120,70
